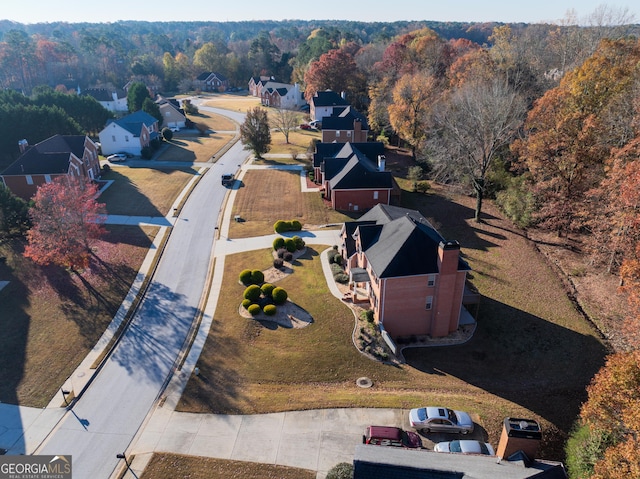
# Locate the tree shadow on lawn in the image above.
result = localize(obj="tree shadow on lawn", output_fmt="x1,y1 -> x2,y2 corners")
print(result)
109,281 -> 198,388
401,190 -> 502,252
0,257 -> 29,452
99,170 -> 165,217
41,252 -> 138,346
403,297 -> 607,443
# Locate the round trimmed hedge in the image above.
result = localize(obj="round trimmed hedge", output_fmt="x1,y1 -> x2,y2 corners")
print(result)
273,237 -> 285,250
263,304 -> 277,316
239,269 -> 253,285
251,269 -> 264,284
247,303 -> 261,316
243,284 -> 262,301
261,283 -> 276,296
242,298 -> 253,309
272,286 -> 288,305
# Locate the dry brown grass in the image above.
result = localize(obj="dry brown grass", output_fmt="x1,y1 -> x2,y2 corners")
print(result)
269,129 -> 320,155
179,160 -> 609,460
0,226 -> 158,407
228,169 -> 352,238
201,93 -> 261,113
99,167 -> 198,216
158,134 -> 235,163
140,454 -> 315,479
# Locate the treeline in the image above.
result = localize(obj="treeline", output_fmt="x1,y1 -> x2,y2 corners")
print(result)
0,87 -> 112,169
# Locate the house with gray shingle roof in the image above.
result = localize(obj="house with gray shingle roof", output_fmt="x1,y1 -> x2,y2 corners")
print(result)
98,110 -> 159,156
321,106 -> 369,143
340,203 -> 474,340
314,142 -> 399,212
260,81 -> 307,110
310,90 -> 350,122
194,72 -> 229,92
0,135 -> 101,201
82,87 -> 128,112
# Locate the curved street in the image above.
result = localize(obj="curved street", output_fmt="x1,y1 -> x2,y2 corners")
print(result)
0,101 -> 389,479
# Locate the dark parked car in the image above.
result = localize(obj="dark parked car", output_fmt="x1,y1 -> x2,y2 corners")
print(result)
363,426 -> 422,449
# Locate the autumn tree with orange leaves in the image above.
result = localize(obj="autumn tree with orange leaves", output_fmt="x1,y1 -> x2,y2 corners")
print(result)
24,177 -> 106,270
303,44 -> 367,111
566,351 -> 640,479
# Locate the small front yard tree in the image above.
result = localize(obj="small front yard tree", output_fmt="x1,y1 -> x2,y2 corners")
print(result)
240,106 -> 271,158
272,108 -> 300,144
24,176 -> 106,270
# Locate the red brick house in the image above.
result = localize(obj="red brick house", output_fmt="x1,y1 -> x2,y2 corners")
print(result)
321,106 -> 368,143
1,135 -> 101,201
340,204 -> 474,339
194,72 -> 229,92
314,142 -> 399,212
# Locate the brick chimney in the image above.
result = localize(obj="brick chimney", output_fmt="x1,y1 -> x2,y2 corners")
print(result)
18,139 -> 29,154
496,418 -> 542,461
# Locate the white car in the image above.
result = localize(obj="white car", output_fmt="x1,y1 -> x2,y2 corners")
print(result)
106,153 -> 127,163
409,406 -> 474,434
434,440 -> 495,455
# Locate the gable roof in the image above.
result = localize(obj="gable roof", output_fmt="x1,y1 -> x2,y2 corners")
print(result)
328,155 -> 393,191
322,105 -> 369,131
83,88 -> 126,102
1,135 -> 87,176
346,204 -> 469,278
311,90 -> 350,108
106,110 -> 157,136
314,142 -> 384,168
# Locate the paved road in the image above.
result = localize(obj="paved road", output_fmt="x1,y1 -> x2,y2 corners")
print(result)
34,139 -> 248,478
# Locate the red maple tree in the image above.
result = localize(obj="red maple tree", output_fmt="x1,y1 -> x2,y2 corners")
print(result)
24,176 -> 106,270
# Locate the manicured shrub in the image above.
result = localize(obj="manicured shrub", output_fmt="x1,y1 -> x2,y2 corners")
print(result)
334,273 -> 349,284
328,249 -> 341,263
243,284 -> 262,302
261,283 -> 276,296
242,298 -> 253,309
250,269 -> 264,284
292,235 -> 305,250
283,251 -> 293,262
284,238 -> 296,253
272,287 -> 288,305
263,304 -> 277,316
273,237 -> 285,250
273,258 -> 284,269
330,263 -> 343,275
333,254 -> 343,265
141,145 -> 152,159
247,303 -> 261,316
273,219 -> 303,233
276,248 -> 287,259
274,220 -> 287,233
239,269 -> 253,285
161,127 -> 173,141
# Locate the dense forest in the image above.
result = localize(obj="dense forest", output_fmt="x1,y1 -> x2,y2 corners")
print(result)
2,8 -> 640,478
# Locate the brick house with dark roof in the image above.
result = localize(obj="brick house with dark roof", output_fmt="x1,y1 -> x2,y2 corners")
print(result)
194,72 -> 229,92
0,135 -> 100,201
321,106 -> 369,143
340,204 -> 475,339
314,142 -> 400,212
